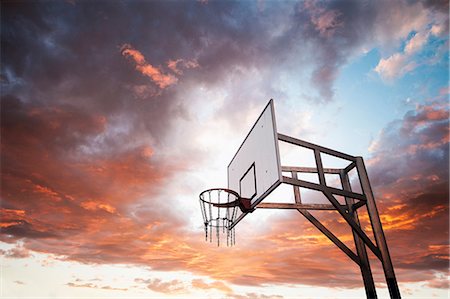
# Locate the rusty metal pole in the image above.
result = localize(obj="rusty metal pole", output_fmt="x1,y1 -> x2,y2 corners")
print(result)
341,171 -> 377,299
355,157 -> 401,299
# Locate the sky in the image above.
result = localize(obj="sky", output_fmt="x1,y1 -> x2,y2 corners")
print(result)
0,0 -> 449,298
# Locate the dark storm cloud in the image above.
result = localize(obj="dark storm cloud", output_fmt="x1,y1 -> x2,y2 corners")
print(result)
2,221 -> 58,239
2,1 -> 231,140
2,1 -> 445,116
421,0 -> 450,11
368,100 -> 448,189
1,1 -> 299,156
365,97 -> 449,281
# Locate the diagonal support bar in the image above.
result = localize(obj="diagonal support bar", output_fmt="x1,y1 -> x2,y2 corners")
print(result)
297,209 -> 361,266
323,191 -> 382,260
344,161 -> 356,173
353,200 -> 366,210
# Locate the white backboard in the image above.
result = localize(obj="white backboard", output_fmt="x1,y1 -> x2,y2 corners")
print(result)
228,100 -> 282,224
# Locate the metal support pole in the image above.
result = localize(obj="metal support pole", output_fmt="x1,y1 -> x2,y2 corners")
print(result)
292,171 -> 302,203
355,157 -> 401,299
341,171 -> 377,299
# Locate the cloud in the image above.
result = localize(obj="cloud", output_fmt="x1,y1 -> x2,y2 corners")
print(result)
375,53 -> 416,81
302,1 -> 343,38
2,244 -> 32,258
67,282 -> 97,288
191,278 -> 232,293
0,94 -> 188,266
1,221 -> 58,239
283,0 -> 443,101
67,281 -> 128,291
374,31 -> 429,81
365,96 -> 449,282
80,201 -> 117,214
121,44 -> 178,89
1,0 -> 446,112
134,277 -> 282,298
227,293 -> 284,299
135,278 -> 188,294
404,31 -> 429,54
426,273 -> 449,289
167,59 -> 199,75
120,43 -> 199,92
374,7 -> 448,81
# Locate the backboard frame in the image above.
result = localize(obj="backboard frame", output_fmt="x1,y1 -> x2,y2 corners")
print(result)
227,99 -> 282,225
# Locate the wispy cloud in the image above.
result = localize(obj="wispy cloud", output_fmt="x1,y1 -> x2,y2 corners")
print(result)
135,278 -> 188,294
1,244 -> 32,258
67,281 -> 128,291
374,27 -> 444,81
167,59 -> 199,75
121,44 -> 199,90
373,2 -> 448,82
227,293 -> 283,299
121,44 -> 178,89
191,278 -> 232,293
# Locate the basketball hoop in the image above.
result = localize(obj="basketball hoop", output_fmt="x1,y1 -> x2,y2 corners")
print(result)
196,100 -> 402,298
199,188 -> 251,246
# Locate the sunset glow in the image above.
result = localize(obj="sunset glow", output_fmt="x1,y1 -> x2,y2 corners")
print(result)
1,1 -> 449,298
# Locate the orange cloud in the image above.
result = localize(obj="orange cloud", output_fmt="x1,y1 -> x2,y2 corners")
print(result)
121,44 -> 198,90
1,92 -> 447,294
33,184 -> 61,201
167,59 -> 199,75
191,279 -> 232,293
1,208 -> 27,228
135,278 -> 188,294
121,44 -> 178,89
80,201 -> 117,214
304,1 -> 343,37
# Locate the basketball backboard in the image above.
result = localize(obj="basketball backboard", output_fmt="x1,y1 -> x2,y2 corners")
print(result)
228,99 -> 282,226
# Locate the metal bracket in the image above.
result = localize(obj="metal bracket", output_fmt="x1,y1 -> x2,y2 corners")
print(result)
239,197 -> 255,213
272,133 -> 401,299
